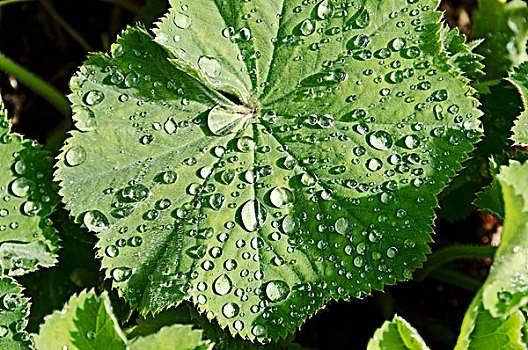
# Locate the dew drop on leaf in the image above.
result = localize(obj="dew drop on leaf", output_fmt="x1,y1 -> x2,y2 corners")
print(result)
240,200 -> 267,232
269,187 -> 294,208
300,19 -> 315,36
404,135 -> 421,149
198,56 -> 221,78
334,217 -> 350,235
265,280 -> 290,302
83,210 -> 110,232
65,146 -> 86,167
173,11 -> 191,29
164,117 -> 177,134
21,201 -> 41,216
213,274 -> 232,295
222,302 -> 239,318
10,178 -> 32,197
367,131 -> 393,151
84,90 -> 105,106
315,0 -> 334,20
237,136 -> 255,152
111,267 -> 132,282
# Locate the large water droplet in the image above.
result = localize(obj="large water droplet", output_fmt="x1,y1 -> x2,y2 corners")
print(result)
269,187 -> 294,208
173,11 -> 191,29
10,178 -> 32,197
355,9 -> 370,28
84,90 -> 104,106
281,215 -> 299,234
222,302 -> 239,318
237,136 -> 255,152
367,131 -> 393,151
65,146 -> 86,166
335,217 -> 350,235
265,280 -> 290,302
22,201 -> 41,216
208,106 -> 251,136
164,117 -> 177,134
112,267 -> 132,282
118,184 -> 149,202
209,193 -> 225,210
300,19 -> 315,36
315,0 -> 334,19
404,135 -> 420,149
240,200 -> 267,231
213,274 -> 232,295
198,56 -> 221,78
84,210 -> 110,232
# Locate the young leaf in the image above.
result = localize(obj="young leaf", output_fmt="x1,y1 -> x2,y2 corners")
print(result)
473,0 -> 528,80
0,276 -> 33,349
508,62 -> 528,146
33,290 -> 128,350
55,0 -> 482,341
481,160 -> 528,317
440,26 -> 485,81
128,324 -> 211,350
0,99 -> 59,276
367,314 -> 429,350
455,290 -> 526,350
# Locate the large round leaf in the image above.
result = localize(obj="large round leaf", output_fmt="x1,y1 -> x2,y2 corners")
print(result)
56,0 -> 482,341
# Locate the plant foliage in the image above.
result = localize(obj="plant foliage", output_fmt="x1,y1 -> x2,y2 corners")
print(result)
55,0 -> 482,341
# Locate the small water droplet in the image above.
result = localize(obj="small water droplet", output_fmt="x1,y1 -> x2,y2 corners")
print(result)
198,56 -> 221,78
269,187 -> 294,208
84,210 -> 110,232
222,302 -> 239,318
367,131 -> 393,150
84,90 -> 104,106
10,178 -> 32,197
65,146 -> 86,166
112,267 -> 132,282
300,19 -> 315,36
213,274 -> 232,295
315,0 -> 334,19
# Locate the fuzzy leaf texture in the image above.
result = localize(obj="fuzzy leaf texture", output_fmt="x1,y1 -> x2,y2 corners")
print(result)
473,0 -> 528,81
0,99 -> 59,276
55,0 -> 482,341
367,315 -> 429,350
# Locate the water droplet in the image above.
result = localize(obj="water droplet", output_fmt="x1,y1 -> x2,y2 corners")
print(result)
220,169 -> 235,185
84,90 -> 104,106
315,0 -> 334,19
386,246 -> 398,258
208,106 -> 250,136
119,184 -> 149,202
269,187 -> 294,208
213,274 -> 232,295
164,118 -> 177,134
335,217 -> 350,235
237,136 -> 255,152
112,267 -> 132,282
84,210 -> 110,232
355,9 -> 370,28
209,193 -> 226,210
13,160 -> 26,175
105,245 -> 119,257
389,38 -> 406,51
22,201 -> 41,216
2,294 -> 20,310
222,26 -> 235,38
173,11 -> 191,29
252,325 -> 266,337
222,302 -> 239,318
366,158 -> 382,171
431,89 -> 448,101
404,135 -> 420,149
367,131 -> 393,150
198,56 -> 221,78
10,178 -> 32,197
240,200 -> 267,231
281,215 -> 299,234
65,146 -> 86,166
75,106 -> 97,131
300,19 -> 315,36
124,72 -> 139,88
265,280 -> 290,302
349,34 -> 370,49
160,171 -> 178,184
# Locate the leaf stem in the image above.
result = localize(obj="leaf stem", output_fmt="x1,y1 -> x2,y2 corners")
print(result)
0,0 -> 35,7
415,245 -> 496,282
0,51 -> 71,117
429,268 -> 482,292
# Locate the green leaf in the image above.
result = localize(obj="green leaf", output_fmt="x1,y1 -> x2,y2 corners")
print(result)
507,62 -> 528,146
128,324 -> 211,350
438,80 -> 519,221
18,207 -> 100,332
55,0 -> 482,341
455,290 -> 526,350
0,276 -> 33,350
440,26 -> 485,81
0,98 -> 59,276
473,0 -> 528,80
367,314 -> 429,350
33,290 -> 128,350
479,160 -> 528,317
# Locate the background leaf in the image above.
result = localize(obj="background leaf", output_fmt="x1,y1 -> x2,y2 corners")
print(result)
367,314 -> 429,350
56,0 -> 482,341
507,62 -> 528,146
0,99 -> 59,276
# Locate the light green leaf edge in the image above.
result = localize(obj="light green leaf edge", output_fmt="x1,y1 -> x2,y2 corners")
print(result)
55,0 -> 483,342
0,98 -> 59,276
33,289 -> 211,350
507,62 -> 528,146
367,314 -> 429,350
455,289 -> 526,350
